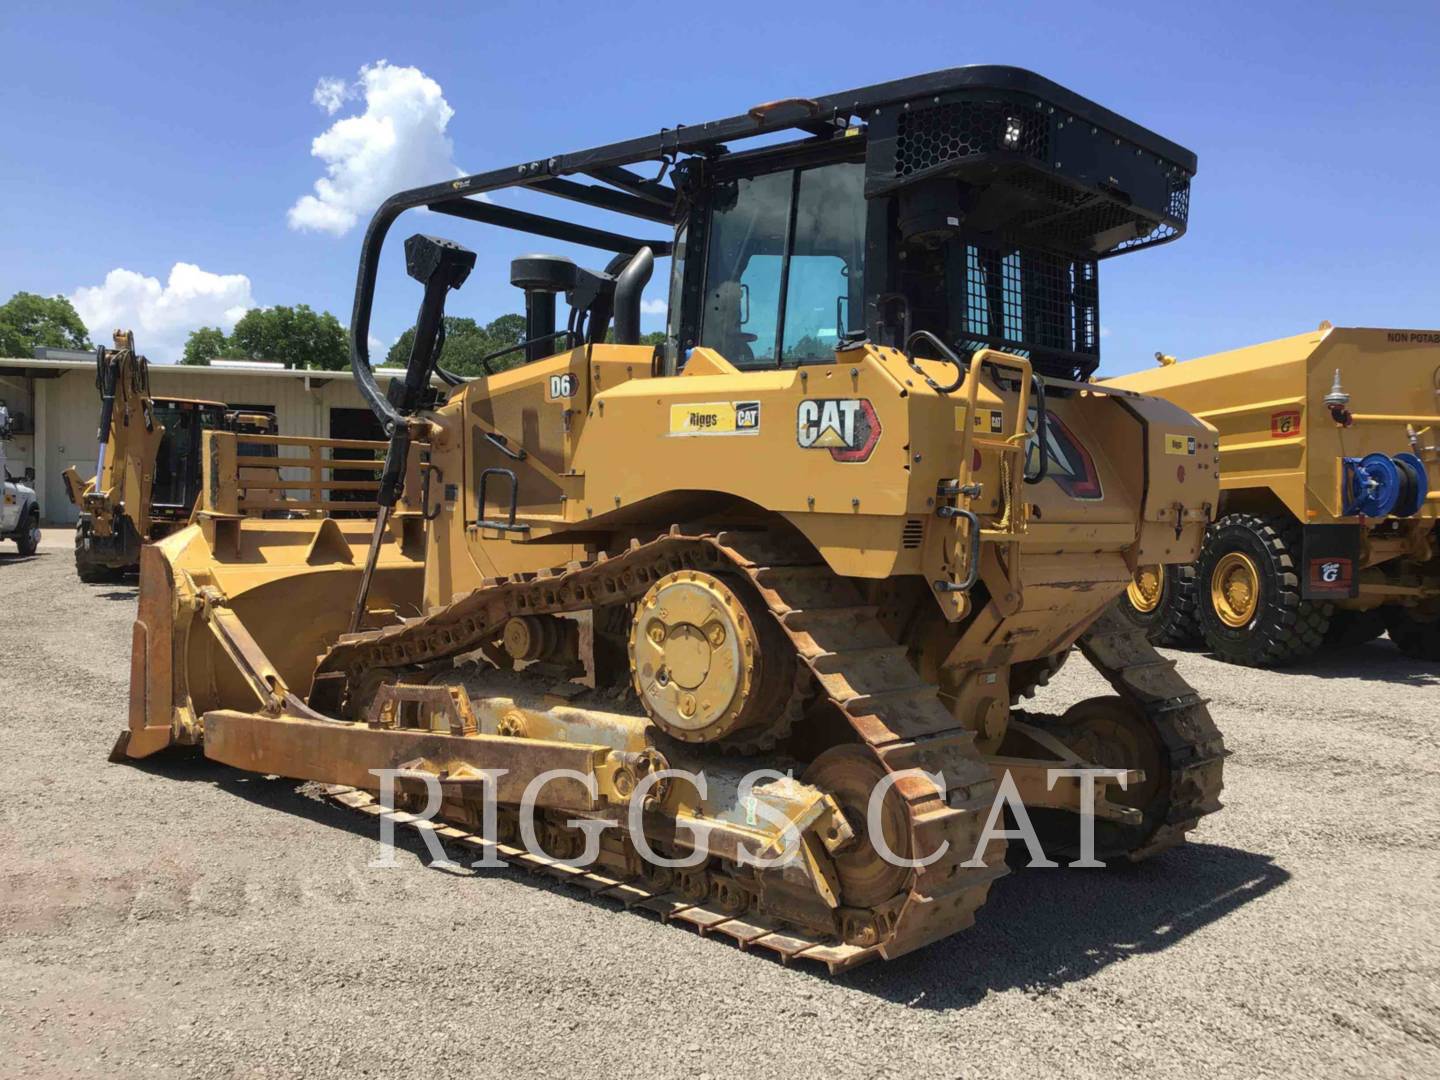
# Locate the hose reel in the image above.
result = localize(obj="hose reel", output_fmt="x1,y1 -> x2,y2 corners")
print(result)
1342,452 -> 1430,518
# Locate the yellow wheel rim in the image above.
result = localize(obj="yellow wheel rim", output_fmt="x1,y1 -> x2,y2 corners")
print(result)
1211,551 -> 1261,628
1127,565 -> 1165,614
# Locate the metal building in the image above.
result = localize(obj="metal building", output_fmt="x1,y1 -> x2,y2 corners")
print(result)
0,355 -> 405,525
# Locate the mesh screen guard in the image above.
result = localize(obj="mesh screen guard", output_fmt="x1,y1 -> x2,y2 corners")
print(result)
867,86 -> 1191,380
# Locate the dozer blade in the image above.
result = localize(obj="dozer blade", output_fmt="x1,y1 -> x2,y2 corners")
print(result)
123,516 -> 425,758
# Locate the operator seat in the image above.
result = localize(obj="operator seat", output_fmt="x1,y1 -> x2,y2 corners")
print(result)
704,280 -> 756,366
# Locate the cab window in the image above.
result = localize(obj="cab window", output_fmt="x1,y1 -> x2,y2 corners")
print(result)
699,161 -> 864,368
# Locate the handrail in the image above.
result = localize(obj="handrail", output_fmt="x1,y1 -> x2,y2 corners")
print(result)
230,433 -> 390,452
946,348 -> 1035,601
955,348 -> 1034,496
202,430 -> 426,518
1024,370 -> 1048,485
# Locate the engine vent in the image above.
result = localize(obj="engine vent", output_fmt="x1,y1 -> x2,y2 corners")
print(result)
902,518 -> 925,549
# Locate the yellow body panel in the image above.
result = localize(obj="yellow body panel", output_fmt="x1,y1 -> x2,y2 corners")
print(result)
411,341 -> 1215,667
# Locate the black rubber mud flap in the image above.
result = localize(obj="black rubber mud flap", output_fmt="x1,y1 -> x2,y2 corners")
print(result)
1300,524 -> 1361,602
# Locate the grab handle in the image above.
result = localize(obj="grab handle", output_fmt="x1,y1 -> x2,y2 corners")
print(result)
905,330 -> 966,394
475,467 -> 528,533
934,506 -> 982,593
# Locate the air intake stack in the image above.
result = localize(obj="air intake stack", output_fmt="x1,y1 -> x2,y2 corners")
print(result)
510,255 -> 577,362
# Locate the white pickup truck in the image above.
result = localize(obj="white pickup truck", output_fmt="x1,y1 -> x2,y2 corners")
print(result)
0,405 -> 41,556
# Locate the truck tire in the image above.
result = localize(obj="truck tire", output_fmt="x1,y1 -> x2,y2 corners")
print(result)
1382,605 -> 1440,661
1324,608 -> 1386,648
1195,513 -> 1331,667
16,511 -> 40,556
1116,563 -> 1201,645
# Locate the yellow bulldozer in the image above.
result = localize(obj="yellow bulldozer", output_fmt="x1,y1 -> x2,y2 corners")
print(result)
63,332 -> 281,581
117,66 -> 1225,969
1111,325 -> 1439,665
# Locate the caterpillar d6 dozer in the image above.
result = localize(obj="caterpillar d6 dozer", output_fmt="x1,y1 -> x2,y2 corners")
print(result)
119,67 -> 1225,969
1110,326 -> 1439,665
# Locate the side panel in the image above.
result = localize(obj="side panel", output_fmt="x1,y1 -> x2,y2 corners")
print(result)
1106,332 -> 1314,523
428,344 -> 1216,595
1113,393 -> 1217,565
1304,330 -> 1440,523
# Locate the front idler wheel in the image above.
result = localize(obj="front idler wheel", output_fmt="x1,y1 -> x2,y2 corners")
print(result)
1029,695 -> 1169,862
802,744 -> 911,909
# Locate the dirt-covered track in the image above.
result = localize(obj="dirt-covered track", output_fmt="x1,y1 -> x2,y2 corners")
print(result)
2,533 -> 1438,1079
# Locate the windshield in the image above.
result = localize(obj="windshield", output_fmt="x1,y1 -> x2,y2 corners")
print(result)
699,161 -> 865,368
151,405 -> 202,508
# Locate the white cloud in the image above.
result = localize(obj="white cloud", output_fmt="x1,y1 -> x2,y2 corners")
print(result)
311,76 -> 350,115
70,263 -> 255,363
639,298 -> 667,316
1100,325 -> 1113,338
288,61 -> 461,237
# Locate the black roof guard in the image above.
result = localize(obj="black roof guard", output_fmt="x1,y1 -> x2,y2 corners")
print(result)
348,66 -> 1196,426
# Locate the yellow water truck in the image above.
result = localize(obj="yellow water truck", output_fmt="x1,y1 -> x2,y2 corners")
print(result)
1109,324 -> 1439,665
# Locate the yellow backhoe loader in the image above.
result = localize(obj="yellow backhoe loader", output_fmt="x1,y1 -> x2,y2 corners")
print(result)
117,67 -> 1225,969
1112,326 -> 1439,665
63,333 -> 279,581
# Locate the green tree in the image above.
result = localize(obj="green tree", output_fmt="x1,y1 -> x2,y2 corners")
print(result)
386,313 -> 533,377
0,292 -> 92,356
181,326 -> 231,366
484,314 -> 528,355
226,304 -> 348,370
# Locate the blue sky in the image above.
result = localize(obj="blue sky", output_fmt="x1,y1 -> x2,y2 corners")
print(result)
1,0 -> 1437,374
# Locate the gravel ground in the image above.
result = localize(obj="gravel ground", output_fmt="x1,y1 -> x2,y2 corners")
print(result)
1,531 -> 1437,1080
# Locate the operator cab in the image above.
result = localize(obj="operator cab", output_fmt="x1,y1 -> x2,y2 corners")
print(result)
665,92 -> 1188,383
150,398 -> 228,523
689,156 -> 867,367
